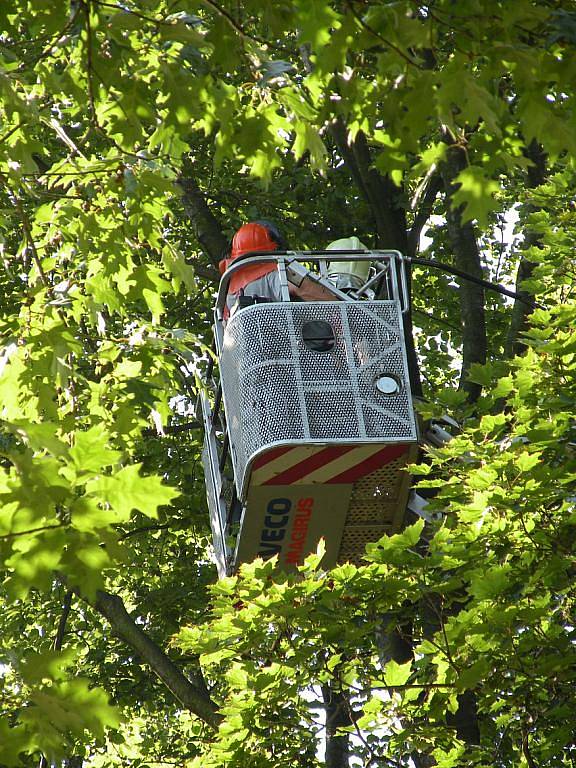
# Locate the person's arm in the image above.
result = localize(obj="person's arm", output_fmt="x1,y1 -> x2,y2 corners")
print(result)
289,278 -> 337,301
286,263 -> 340,301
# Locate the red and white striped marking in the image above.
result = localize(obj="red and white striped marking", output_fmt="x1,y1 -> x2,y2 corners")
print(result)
249,443 -> 409,486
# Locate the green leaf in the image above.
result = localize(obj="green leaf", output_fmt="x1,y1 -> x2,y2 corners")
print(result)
299,538 -> 326,572
384,658 -> 412,687
12,422 -> 69,458
86,464 -> 179,520
467,466 -> 498,490
19,648 -> 78,685
295,0 -> 341,48
516,452 -> 541,472
450,166 -> 500,226
226,664 -> 249,689
279,88 -> 318,121
469,565 -> 512,600
293,121 -> 327,171
23,679 -> 121,741
456,658 -> 490,691
70,427 -> 122,474
0,721 -> 33,764
374,519 -> 425,552
159,20 -> 205,47
492,375 -> 515,398
162,247 -> 196,292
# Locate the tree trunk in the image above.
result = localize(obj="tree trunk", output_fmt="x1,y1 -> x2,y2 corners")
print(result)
505,141 -> 547,357
441,141 -> 486,402
446,690 -> 481,745
329,122 -> 409,252
322,684 -> 350,768
329,122 -> 422,395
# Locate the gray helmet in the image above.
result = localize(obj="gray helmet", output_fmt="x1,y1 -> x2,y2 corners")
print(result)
326,236 -> 371,292
326,236 -> 368,251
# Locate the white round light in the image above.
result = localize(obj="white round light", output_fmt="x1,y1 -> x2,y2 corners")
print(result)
375,375 -> 400,395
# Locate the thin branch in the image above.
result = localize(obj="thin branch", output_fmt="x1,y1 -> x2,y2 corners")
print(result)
93,0 -> 170,26
1,182 -> 81,414
347,693 -> 375,765
345,0 -> 423,68
13,198 -> 51,288
15,7 -> 81,69
413,308 -> 460,333
118,523 -> 171,540
200,0 -> 289,52
83,1 -> 97,126
342,680 -> 455,694
410,257 -> 543,309
415,4 -> 479,42
0,523 -> 66,541
522,726 -> 538,768
6,183 -> 70,327
38,590 -> 74,768
202,0 -> 248,38
27,167 -> 124,178
53,590 -> 73,650
142,420 -> 202,437
426,596 -> 456,668
0,123 -> 24,146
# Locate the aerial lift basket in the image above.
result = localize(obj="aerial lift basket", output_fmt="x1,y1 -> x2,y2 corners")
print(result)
199,251 -> 419,577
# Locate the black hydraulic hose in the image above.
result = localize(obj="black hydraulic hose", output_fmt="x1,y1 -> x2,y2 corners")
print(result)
228,250 -> 545,309
213,384 -> 222,419
219,432 -> 229,472
206,354 -> 214,381
408,257 -> 545,310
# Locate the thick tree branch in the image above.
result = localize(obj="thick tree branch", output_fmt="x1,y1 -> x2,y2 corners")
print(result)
93,589 -> 221,729
446,690 -> 480,745
142,419 -> 201,437
353,131 -> 409,251
505,256 -> 538,356
408,170 -> 443,257
82,1 -> 97,126
329,118 -> 372,206
522,726 -> 538,768
178,173 -> 229,271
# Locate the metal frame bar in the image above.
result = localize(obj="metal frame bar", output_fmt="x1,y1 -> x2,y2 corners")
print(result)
199,390 -> 230,576
215,250 -> 407,314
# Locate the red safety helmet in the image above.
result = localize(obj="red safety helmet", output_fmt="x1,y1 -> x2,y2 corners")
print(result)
231,222 -> 279,259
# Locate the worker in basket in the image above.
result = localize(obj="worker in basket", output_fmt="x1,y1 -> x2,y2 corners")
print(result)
219,220 -> 336,317
326,236 -> 371,294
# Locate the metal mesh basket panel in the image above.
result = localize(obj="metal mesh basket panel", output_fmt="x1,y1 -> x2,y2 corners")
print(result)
338,526 -> 392,565
304,390 -> 362,439
345,500 -> 399,526
351,456 -> 407,500
220,301 -> 418,496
